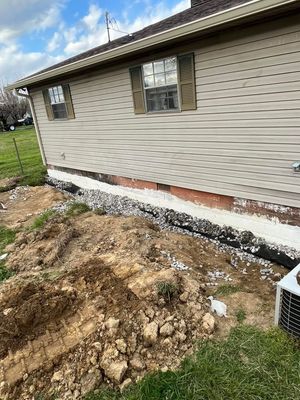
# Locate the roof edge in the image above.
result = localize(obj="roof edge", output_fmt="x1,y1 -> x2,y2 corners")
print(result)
6,0 -> 297,90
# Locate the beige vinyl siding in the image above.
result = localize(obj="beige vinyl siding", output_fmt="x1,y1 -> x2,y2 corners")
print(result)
30,14 -> 300,208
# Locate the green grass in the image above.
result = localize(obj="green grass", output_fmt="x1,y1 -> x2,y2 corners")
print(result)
85,325 -> 300,400
0,225 -> 16,253
0,226 -> 16,282
66,202 -> 91,217
156,281 -> 179,302
0,261 -> 14,282
0,127 -> 46,186
236,308 -> 247,323
214,284 -> 242,297
94,207 -> 106,216
30,210 -> 58,230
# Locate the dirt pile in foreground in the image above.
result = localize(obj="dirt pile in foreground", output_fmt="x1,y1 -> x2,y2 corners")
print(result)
0,203 -> 285,399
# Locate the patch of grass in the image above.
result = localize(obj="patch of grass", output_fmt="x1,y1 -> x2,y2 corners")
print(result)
0,261 -> 14,282
19,166 -> 47,187
94,207 -> 106,216
0,225 -> 16,253
236,308 -> 247,323
66,202 -> 91,217
0,127 -> 46,185
156,281 -> 179,302
30,209 -> 58,230
85,389 -> 120,400
85,325 -> 300,400
214,284 -> 241,297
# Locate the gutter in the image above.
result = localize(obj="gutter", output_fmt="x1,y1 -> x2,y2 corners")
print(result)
6,0 -> 297,90
15,89 -> 46,166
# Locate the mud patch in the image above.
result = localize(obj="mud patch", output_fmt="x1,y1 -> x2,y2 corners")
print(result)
0,280 -> 78,358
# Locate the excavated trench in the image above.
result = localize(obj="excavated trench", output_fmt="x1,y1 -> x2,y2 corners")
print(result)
48,178 -> 300,270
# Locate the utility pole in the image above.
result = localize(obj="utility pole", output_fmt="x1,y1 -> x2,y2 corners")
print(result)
105,11 -> 111,42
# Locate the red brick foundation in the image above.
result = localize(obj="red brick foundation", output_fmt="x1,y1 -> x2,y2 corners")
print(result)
48,165 -> 300,226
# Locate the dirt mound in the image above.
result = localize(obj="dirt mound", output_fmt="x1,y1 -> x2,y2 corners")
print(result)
0,186 -> 69,228
8,216 -> 77,272
0,206 -> 286,399
0,280 -> 78,358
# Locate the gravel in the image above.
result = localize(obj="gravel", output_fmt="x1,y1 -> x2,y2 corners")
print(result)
46,176 -> 300,270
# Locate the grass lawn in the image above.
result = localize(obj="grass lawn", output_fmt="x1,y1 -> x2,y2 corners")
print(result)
0,126 -> 46,186
86,325 -> 300,400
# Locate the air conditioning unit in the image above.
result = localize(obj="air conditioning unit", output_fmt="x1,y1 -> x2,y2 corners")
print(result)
275,264 -> 300,337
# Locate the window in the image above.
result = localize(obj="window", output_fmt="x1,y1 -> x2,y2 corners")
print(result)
48,85 -> 68,119
43,84 -> 75,121
142,57 -> 179,112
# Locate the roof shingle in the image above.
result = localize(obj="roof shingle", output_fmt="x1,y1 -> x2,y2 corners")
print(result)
29,0 -> 249,78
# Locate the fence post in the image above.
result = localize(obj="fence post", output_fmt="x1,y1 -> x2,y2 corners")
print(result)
13,138 -> 24,175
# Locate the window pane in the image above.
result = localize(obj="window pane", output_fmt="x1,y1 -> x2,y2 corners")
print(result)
58,86 -> 64,102
154,73 -> 165,86
49,85 -> 65,104
165,71 -> 177,84
167,85 -> 178,109
153,61 -> 164,74
52,103 -> 67,119
165,57 -> 176,71
48,88 -> 55,104
144,75 -> 154,88
146,85 -> 178,112
143,63 -> 153,76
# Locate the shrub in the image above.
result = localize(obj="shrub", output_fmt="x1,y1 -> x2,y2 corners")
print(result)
156,281 -> 179,302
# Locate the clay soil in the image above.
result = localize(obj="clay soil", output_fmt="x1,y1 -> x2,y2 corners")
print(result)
0,186 -> 287,400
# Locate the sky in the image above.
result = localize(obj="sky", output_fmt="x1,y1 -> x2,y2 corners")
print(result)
0,0 -> 190,85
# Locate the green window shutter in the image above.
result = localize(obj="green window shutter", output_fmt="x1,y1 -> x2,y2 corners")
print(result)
62,84 -> 75,119
42,89 -> 54,121
178,53 -> 196,111
129,66 -> 145,114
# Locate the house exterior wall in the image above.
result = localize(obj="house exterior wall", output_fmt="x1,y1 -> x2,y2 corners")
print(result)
30,14 -> 300,208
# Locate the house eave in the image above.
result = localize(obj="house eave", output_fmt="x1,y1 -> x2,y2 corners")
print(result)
6,0 -> 298,90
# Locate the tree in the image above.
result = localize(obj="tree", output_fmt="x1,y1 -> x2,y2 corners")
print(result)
0,87 -> 29,128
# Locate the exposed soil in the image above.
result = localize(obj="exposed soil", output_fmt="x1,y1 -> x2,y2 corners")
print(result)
0,186 -> 287,400
0,186 -> 69,228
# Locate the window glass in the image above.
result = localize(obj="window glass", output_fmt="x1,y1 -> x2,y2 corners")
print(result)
154,73 -> 165,87
153,61 -> 164,74
142,57 -> 178,112
48,85 -> 67,119
143,63 -> 153,76
144,75 -> 154,88
146,85 -> 178,112
49,85 -> 65,104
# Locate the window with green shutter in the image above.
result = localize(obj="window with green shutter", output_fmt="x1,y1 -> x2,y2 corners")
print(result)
129,53 -> 196,114
43,84 -> 75,120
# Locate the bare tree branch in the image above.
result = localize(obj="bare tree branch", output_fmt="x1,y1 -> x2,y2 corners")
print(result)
0,87 -> 29,128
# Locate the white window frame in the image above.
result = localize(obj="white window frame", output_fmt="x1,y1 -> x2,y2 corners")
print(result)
48,85 -> 68,120
142,56 -> 181,114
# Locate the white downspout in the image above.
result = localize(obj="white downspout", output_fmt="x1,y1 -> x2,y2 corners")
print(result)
14,88 -> 46,166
